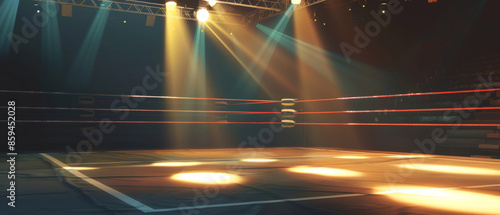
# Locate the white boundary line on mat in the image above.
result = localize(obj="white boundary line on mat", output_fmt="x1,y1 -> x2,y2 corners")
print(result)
43,152 -> 500,213
40,153 -> 368,213
40,153 -> 155,213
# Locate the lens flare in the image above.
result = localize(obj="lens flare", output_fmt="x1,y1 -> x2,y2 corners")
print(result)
240,158 -> 277,162
63,167 -> 98,170
334,155 -> 368,159
151,162 -> 202,167
386,154 -> 429,158
397,164 -> 500,176
171,172 -> 241,184
288,166 -> 362,177
376,186 -> 500,215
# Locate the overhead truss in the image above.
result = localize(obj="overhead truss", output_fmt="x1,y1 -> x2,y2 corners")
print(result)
217,0 -> 283,11
245,0 -> 326,24
34,0 -> 326,25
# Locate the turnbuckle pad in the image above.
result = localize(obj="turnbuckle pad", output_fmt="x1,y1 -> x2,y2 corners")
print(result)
281,109 -> 296,118
281,98 -> 295,107
281,119 -> 295,128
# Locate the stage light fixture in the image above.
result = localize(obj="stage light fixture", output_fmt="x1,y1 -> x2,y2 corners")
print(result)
379,2 -> 388,14
208,0 -> 217,7
196,8 -> 209,22
166,1 -> 177,10
34,3 -> 41,13
291,0 -> 301,5
361,0 -> 367,8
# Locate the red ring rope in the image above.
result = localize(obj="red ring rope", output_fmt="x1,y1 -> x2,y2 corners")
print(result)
297,88 -> 500,103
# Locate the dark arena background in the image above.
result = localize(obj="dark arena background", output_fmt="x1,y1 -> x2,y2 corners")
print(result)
1,0 -> 500,214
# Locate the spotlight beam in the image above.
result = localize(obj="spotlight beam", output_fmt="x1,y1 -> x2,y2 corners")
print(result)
205,23 -> 273,96
250,6 -> 295,80
205,24 -> 254,80
0,0 -> 20,56
42,1 -> 64,88
259,23 -> 338,83
258,22 -> 387,85
67,3 -> 111,90
234,5 -> 295,95
258,24 -> 349,63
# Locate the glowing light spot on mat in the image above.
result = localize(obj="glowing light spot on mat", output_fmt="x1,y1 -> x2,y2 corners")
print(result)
63,167 -> 98,170
151,162 -> 202,167
171,172 -> 241,184
241,158 -> 277,162
288,166 -> 362,177
386,154 -> 429,158
335,155 -> 368,159
397,164 -> 500,176
375,186 -> 500,215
